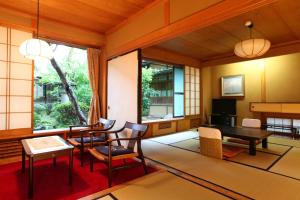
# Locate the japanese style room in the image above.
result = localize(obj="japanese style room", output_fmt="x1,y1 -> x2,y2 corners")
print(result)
1,0 -> 300,199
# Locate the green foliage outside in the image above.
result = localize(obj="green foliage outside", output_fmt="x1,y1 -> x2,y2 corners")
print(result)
142,67 -> 157,116
34,45 -> 92,130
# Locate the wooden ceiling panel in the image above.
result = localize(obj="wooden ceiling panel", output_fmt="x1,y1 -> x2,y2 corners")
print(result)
272,0 -> 300,40
0,0 -> 154,34
154,0 -> 300,62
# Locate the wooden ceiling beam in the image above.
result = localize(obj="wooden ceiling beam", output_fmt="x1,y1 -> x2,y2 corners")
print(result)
142,46 -> 201,67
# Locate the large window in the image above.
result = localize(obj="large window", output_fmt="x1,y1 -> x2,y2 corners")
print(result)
34,44 -> 92,130
142,60 -> 184,122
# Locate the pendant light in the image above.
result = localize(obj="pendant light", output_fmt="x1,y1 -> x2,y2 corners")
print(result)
19,0 -> 53,60
234,21 -> 271,59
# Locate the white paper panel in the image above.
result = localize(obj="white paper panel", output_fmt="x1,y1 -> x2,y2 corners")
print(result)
0,114 -> 6,130
190,107 -> 195,115
190,68 -> 195,75
196,77 -> 200,84
10,80 -> 32,96
196,107 -> 200,114
185,91 -> 190,98
191,92 -> 195,99
196,92 -> 200,99
0,79 -> 6,95
196,84 -> 200,91
191,76 -> 195,84
11,46 -> 32,64
195,68 -> 200,76
0,61 -> 7,78
10,63 -> 32,80
0,96 -> 6,113
0,44 -> 7,61
185,74 -> 190,82
10,96 -> 31,112
185,83 -> 189,90
185,66 -> 190,73
11,29 -> 32,46
0,27 -> 7,44
186,99 -> 190,107
9,112 -> 31,129
107,50 -> 138,129
185,108 -> 190,115
196,99 -> 200,106
191,99 -> 195,107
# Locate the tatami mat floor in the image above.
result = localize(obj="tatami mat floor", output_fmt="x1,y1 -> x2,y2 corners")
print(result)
83,130 -> 300,200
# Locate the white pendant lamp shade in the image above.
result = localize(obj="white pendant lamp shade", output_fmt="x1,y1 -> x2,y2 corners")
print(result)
234,38 -> 271,59
19,38 -> 53,60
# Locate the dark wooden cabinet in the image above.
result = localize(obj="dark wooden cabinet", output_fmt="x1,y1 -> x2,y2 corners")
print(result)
211,114 -> 236,127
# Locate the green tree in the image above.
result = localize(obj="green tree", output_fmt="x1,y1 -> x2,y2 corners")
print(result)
34,45 -> 92,129
142,68 -> 157,116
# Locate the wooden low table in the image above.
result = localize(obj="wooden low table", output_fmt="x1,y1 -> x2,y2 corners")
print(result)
21,135 -> 74,198
201,125 -> 273,156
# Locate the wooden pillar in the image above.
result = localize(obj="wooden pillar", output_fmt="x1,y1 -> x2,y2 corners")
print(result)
99,46 -> 108,118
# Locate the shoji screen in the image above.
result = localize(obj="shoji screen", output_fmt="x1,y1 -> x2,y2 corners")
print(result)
0,26 -> 33,131
185,66 -> 200,116
107,50 -> 139,129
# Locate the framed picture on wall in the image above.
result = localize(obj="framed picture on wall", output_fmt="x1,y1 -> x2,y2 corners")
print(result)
221,75 -> 245,97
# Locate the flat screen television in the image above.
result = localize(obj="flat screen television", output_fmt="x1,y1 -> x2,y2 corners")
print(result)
212,99 -> 236,115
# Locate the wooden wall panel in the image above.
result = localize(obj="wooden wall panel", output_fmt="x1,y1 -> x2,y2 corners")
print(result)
177,119 -> 190,132
107,1 -> 165,53
152,121 -> 177,136
142,46 -> 201,68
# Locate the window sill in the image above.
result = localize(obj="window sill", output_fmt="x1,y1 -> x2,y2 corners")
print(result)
34,127 -> 86,135
142,117 -> 184,124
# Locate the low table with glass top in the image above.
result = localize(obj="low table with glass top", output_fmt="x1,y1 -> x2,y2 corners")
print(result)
21,135 -> 74,198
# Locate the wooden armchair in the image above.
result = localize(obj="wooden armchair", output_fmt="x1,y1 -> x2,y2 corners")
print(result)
67,118 -> 116,167
88,122 -> 148,187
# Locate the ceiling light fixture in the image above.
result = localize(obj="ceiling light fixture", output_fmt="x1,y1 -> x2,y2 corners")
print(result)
19,0 -> 53,60
234,21 -> 271,59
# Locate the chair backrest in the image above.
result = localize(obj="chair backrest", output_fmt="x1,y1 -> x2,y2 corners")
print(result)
123,122 -> 148,150
198,127 -> 222,159
242,118 -> 261,128
99,118 -> 116,130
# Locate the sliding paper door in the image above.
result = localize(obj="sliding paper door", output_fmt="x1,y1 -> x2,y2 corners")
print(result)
0,26 -> 33,133
107,50 -> 140,129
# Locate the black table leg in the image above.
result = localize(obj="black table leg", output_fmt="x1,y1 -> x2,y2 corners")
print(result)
28,157 -> 33,198
262,138 -> 268,148
249,139 -> 256,156
22,147 -> 25,173
69,149 -> 73,186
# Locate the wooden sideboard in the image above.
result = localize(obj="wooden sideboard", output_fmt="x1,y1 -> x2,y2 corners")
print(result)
250,102 -> 300,114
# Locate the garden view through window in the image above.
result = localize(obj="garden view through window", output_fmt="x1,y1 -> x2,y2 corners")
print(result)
34,44 -> 92,130
142,60 -> 184,122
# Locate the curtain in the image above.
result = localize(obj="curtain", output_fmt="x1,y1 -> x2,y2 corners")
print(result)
87,48 -> 102,124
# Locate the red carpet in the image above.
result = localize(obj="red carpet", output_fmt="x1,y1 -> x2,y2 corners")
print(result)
0,153 -> 156,200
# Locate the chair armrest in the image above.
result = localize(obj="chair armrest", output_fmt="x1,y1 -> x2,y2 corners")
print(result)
108,137 -> 139,143
89,127 -> 124,136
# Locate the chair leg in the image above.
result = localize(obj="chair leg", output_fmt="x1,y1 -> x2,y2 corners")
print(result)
80,146 -> 84,167
140,153 -> 148,174
90,155 -> 94,172
108,161 -> 112,187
